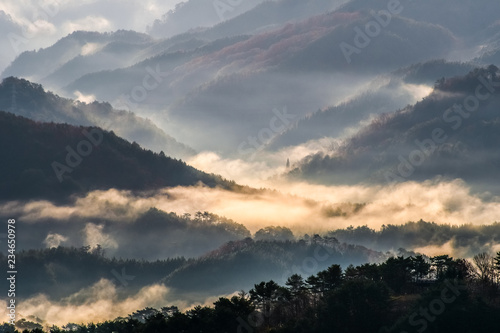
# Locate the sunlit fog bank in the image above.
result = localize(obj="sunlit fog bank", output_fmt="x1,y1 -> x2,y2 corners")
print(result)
4,180 -> 500,236
0,280 -> 233,328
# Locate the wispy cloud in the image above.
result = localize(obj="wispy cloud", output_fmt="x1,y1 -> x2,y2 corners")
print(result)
0,0 -> 183,70
0,280 -> 172,327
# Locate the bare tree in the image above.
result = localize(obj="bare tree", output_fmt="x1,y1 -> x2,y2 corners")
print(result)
473,252 -> 495,284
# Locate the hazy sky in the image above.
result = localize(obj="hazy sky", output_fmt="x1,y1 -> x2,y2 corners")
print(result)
0,0 -> 183,71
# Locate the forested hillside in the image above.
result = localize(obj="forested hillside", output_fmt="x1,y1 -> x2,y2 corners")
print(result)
0,111 -> 229,202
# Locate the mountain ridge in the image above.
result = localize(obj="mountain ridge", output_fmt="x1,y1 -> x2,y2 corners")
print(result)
0,110 -> 230,202
0,76 -> 195,158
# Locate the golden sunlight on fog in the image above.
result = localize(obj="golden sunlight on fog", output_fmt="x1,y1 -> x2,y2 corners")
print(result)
0,281 -> 171,327
3,179 -> 500,236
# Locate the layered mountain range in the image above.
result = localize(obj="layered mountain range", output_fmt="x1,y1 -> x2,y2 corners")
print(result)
5,0 -> 500,153
2,0 -> 500,328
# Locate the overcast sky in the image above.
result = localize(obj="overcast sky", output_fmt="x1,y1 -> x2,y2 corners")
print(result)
0,0 -> 183,71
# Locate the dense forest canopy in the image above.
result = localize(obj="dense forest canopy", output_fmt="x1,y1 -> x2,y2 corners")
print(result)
3,252 -> 500,333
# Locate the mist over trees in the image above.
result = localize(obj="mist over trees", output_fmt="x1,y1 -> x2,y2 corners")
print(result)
2,0 -> 500,330
4,0 -> 491,154
289,66 -> 500,193
164,235 -> 384,296
327,220 -> 500,257
0,246 -> 187,299
0,208 -> 252,260
0,77 -> 195,158
6,253 -> 500,333
0,234 -> 385,303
